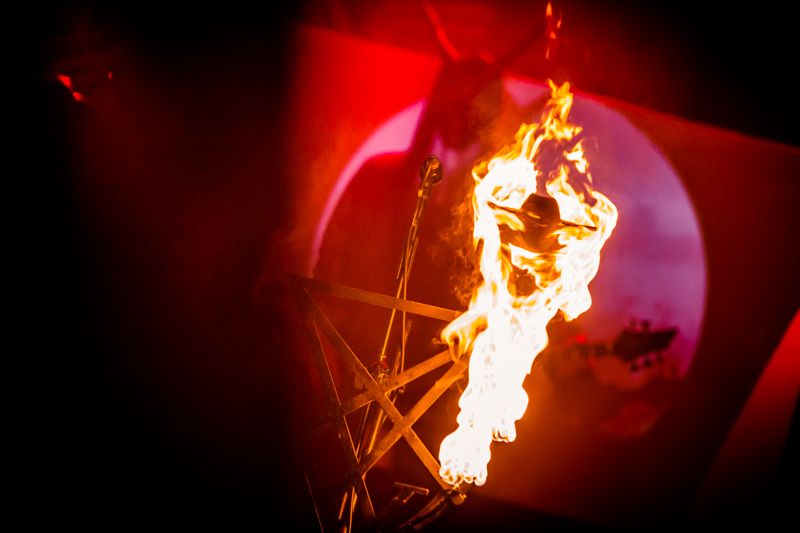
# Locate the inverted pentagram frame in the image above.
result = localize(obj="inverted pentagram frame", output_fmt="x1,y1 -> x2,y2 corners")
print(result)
296,276 -> 470,531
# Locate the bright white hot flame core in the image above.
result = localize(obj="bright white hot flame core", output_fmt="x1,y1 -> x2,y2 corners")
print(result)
439,81 -> 618,486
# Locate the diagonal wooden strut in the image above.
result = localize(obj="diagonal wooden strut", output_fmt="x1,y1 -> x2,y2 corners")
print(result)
298,276 -> 459,322
357,354 -> 469,487
301,293 -> 376,523
307,350 -> 453,434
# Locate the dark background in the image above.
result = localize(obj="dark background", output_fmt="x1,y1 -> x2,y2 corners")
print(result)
29,1 -> 797,529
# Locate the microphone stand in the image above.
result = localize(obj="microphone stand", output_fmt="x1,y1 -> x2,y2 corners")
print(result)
340,155 -> 443,531
380,154 -> 442,372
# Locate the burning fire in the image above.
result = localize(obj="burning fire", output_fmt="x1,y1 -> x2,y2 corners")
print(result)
439,80 -> 618,486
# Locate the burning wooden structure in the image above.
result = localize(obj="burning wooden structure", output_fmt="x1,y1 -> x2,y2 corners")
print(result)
297,80 -> 625,531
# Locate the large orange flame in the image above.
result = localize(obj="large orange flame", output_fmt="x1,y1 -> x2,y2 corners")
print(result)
439,81 -> 618,486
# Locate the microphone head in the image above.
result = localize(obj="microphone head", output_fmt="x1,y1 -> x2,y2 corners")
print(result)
419,155 -> 443,186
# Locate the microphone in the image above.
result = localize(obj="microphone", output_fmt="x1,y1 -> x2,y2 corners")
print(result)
419,154 -> 443,189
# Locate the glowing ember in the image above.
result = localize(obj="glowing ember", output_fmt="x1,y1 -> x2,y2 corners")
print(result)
56,74 -> 84,101
545,3 -> 562,60
438,80 -> 618,486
